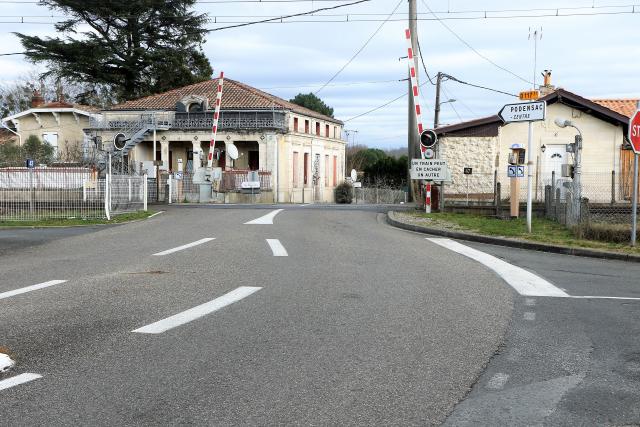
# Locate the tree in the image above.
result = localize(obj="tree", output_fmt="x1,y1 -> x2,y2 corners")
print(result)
0,135 -> 55,166
290,93 -> 334,118
16,0 -> 213,102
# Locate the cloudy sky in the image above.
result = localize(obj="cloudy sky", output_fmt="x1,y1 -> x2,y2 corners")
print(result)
1,0 -> 639,149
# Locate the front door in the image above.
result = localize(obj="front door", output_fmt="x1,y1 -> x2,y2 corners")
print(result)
248,151 -> 259,171
542,145 -> 566,186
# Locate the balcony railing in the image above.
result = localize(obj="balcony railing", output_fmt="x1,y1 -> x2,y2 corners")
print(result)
221,170 -> 272,192
88,111 -> 287,132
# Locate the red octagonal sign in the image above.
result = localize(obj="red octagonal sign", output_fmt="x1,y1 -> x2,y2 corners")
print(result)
630,109 -> 640,154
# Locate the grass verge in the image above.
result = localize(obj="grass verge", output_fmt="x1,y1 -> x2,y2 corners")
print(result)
407,212 -> 640,255
0,210 -> 155,228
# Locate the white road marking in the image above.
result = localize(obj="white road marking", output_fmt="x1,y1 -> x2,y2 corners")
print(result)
152,238 -> 215,256
525,298 -> 536,306
524,312 -> 536,321
266,239 -> 288,257
0,353 -> 14,372
0,373 -> 42,392
487,373 -> 509,390
427,238 -> 569,298
133,286 -> 262,334
244,209 -> 284,225
0,280 -> 67,301
568,295 -> 640,301
148,211 -> 164,219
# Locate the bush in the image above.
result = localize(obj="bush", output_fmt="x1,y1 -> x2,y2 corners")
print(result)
334,181 -> 353,204
577,222 -> 639,243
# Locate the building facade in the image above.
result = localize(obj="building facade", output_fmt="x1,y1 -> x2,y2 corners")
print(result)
435,89 -> 638,203
86,78 -> 346,203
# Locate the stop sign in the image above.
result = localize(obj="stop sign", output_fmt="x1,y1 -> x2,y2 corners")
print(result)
629,109 -> 640,154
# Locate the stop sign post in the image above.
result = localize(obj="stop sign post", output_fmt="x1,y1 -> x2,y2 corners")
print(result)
630,107 -> 640,246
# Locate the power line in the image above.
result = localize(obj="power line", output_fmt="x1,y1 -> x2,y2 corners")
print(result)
259,78 -> 403,90
314,0 -> 403,95
420,0 -> 533,85
440,85 -> 463,122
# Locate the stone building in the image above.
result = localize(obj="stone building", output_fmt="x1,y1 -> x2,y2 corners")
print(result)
435,88 -> 638,203
86,78 -> 346,203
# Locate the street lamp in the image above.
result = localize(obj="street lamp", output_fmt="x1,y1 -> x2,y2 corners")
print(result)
434,99 -> 456,128
554,117 -> 583,225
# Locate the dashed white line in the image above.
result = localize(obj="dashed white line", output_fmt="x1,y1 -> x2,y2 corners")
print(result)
266,239 -> 288,257
524,312 -> 536,321
427,238 -> 569,298
0,373 -> 42,392
132,286 -> 262,334
152,238 -> 215,256
486,373 -> 509,390
244,209 -> 284,225
0,280 -> 67,301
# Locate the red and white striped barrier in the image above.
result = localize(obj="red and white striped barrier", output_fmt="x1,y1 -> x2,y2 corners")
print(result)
207,72 -> 225,169
405,29 -> 427,159
425,182 -> 432,213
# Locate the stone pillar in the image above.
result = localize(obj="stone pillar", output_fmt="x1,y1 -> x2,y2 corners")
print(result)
192,140 -> 202,173
160,139 -> 170,171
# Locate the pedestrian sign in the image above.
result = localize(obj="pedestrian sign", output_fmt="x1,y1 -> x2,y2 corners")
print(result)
507,165 -> 525,178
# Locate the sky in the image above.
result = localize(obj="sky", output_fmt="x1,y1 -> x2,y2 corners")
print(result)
0,0 -> 639,150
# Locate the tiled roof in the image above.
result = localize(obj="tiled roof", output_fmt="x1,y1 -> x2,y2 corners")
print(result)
592,99 -> 639,118
109,78 -> 342,124
39,101 -> 100,113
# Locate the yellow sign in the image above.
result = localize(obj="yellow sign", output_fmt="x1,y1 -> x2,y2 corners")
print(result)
519,90 -> 540,101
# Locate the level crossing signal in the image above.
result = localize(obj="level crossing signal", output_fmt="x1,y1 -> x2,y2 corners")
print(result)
420,129 -> 438,149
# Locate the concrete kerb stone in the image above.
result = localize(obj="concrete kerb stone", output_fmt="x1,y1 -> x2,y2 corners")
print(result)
386,211 -> 640,264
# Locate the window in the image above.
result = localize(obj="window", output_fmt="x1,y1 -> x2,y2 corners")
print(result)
304,120 -> 309,134
304,153 -> 309,185
334,126 -> 337,139
42,133 -> 58,151
293,151 -> 299,188
294,117 -> 299,132
325,124 -> 330,138
324,155 -> 330,186
333,155 -> 337,186
316,122 -> 320,136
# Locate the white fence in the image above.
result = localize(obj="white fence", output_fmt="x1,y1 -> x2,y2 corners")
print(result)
0,167 -> 147,221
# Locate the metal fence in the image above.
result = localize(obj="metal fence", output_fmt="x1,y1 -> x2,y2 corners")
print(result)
354,187 -> 407,204
0,166 -> 147,221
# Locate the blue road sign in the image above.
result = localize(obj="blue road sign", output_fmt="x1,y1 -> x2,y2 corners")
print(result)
507,165 -> 525,178
25,159 -> 35,168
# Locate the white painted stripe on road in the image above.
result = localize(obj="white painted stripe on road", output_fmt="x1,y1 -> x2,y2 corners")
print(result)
244,209 -> 284,225
152,238 -> 215,256
132,286 -> 262,334
266,239 -> 288,257
568,295 -> 640,301
486,373 -> 509,390
0,373 -> 42,392
0,280 -> 67,301
524,312 -> 536,321
427,238 -> 569,298
148,211 -> 164,219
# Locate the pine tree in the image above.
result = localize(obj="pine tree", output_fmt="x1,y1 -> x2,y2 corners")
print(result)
16,0 -> 213,102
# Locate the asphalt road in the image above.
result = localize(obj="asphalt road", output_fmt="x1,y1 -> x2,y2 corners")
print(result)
0,206 -> 512,425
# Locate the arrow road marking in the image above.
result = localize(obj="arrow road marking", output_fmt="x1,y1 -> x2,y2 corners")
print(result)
152,238 -> 215,256
0,373 -> 42,392
427,238 -> 569,297
0,280 -> 67,301
244,209 -> 284,225
266,239 -> 288,257
132,286 -> 262,334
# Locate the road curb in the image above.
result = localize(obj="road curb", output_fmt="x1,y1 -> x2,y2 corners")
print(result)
0,211 -> 161,230
386,211 -> 640,263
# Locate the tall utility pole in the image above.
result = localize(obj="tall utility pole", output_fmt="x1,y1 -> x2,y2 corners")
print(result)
407,0 -> 419,203
434,72 -> 442,128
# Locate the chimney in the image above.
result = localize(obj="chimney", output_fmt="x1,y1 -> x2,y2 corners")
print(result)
31,89 -> 44,108
539,70 -> 555,96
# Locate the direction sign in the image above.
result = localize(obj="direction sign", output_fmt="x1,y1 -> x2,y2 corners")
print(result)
175,171 -> 184,180
507,165 -> 525,178
629,109 -> 640,154
410,159 -> 448,181
499,101 -> 546,123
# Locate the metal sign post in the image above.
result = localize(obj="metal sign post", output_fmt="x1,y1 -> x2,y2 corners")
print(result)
628,105 -> 640,245
499,100 -> 546,232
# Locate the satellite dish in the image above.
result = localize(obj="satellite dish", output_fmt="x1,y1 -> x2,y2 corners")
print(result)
114,133 -> 128,150
227,143 -> 239,160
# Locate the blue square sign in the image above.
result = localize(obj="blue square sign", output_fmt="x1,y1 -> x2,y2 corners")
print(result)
25,159 -> 35,169
507,165 -> 525,178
